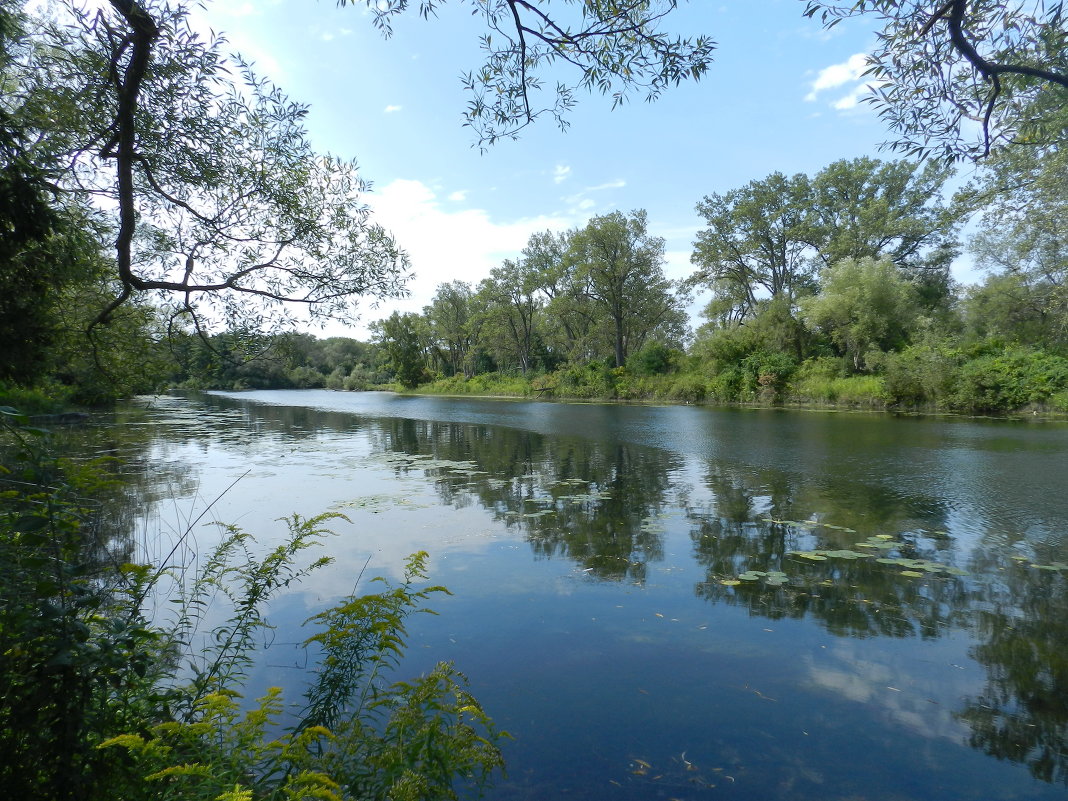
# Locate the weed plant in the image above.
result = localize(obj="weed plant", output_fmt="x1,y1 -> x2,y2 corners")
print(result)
0,407 -> 506,801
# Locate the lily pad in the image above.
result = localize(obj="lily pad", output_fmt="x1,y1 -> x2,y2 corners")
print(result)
900,570 -> 925,577
794,552 -> 828,561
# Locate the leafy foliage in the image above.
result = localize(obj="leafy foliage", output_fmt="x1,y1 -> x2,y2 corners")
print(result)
801,256 -> 921,371
13,0 -> 410,335
0,412 -> 506,801
803,1 -> 1068,160
343,0 -> 715,145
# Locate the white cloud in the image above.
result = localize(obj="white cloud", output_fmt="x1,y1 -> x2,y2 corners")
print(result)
447,190 -> 468,202
553,164 -> 572,184
562,178 -> 626,215
384,104 -> 403,114
806,52 -> 869,100
805,52 -> 888,113
587,179 -> 626,192
347,179 -> 574,334
832,83 -> 873,110
321,32 -> 335,42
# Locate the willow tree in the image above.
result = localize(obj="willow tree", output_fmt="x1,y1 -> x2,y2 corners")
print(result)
804,1 -> 1068,160
345,0 -> 716,145
12,1 -> 410,340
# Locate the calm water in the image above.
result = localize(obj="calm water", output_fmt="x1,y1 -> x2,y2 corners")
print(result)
92,390 -> 1068,800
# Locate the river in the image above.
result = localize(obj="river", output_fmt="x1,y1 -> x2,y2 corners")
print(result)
92,390 -> 1068,800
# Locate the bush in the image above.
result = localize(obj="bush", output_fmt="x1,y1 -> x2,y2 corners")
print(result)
950,348 -> 1068,413
626,343 -> 682,376
880,345 -> 961,408
666,375 -> 707,403
740,351 -> 796,403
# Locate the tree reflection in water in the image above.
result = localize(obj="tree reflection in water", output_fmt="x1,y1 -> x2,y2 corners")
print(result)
367,413 -> 1068,787
109,393 -> 1068,788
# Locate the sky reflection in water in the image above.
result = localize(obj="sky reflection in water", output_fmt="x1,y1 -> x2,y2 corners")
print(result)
100,391 -> 1068,800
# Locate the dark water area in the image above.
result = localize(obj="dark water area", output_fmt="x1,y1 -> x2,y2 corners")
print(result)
80,390 -> 1068,800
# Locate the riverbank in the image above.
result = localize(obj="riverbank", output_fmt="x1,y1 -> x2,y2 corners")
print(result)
404,356 -> 1068,419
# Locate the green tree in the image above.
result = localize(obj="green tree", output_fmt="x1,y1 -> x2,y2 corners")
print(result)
476,258 -> 543,374
965,106 -> 1068,349
426,281 -> 476,377
373,311 -> 430,388
570,210 -> 686,368
690,171 -> 818,322
803,1 -> 1068,160
801,256 -> 921,371
526,230 -> 600,362
963,272 -> 1065,349
810,157 -> 961,307
15,0 -> 411,337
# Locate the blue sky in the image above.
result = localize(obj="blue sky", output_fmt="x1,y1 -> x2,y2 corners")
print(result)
190,0 -> 981,339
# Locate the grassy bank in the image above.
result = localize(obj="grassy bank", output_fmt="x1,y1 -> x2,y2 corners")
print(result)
410,346 -> 1068,418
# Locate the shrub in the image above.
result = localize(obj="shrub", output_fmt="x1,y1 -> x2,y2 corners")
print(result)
880,345 -> 961,408
740,351 -> 796,403
666,375 -> 707,403
626,343 -> 682,376
950,348 -> 1068,413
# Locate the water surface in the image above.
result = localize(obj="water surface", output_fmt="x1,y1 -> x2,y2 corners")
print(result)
95,390 -> 1068,800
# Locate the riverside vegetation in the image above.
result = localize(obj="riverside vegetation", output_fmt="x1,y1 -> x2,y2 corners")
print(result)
0,408 -> 506,801
7,153 -> 1068,415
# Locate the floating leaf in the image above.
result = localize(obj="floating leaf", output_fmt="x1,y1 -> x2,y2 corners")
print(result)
824,549 -> 869,559
900,570 -> 924,577
720,579 -> 741,586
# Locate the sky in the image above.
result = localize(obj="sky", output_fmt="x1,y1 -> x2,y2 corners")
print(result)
186,0 -> 983,340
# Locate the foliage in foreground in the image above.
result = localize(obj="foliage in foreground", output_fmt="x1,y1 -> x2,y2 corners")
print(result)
0,409 -> 505,801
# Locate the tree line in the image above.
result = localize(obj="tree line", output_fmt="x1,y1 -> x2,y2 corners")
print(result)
362,148 -> 1068,414
9,148 -> 1065,417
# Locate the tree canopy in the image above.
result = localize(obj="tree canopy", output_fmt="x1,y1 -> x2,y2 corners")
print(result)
689,157 -> 960,325
342,0 -> 716,145
804,1 -> 1068,160
10,0 -> 411,337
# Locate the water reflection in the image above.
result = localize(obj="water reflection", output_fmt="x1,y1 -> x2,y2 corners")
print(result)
366,417 -> 683,582
109,392 -> 1068,793
958,560 -> 1068,785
